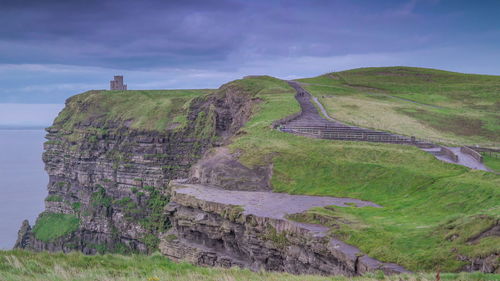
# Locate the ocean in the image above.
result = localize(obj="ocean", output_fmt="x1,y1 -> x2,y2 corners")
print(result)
0,130 -> 47,249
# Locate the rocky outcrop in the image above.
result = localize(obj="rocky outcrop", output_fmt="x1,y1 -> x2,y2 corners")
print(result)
189,147 -> 272,191
460,254 -> 499,274
15,82 -> 260,254
14,220 -> 32,249
160,181 -> 410,276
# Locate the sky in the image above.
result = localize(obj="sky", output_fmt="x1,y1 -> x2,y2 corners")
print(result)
1,0 -> 499,126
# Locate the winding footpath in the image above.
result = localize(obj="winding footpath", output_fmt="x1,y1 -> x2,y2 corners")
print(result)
281,81 -> 491,172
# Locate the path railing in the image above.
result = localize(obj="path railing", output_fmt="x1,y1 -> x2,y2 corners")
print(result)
279,126 -> 433,146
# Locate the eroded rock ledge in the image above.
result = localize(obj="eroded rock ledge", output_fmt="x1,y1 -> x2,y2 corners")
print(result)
160,180 -> 410,276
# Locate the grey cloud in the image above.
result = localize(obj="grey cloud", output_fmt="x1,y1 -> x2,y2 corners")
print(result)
0,0 -> 499,106
2,0 -> 466,70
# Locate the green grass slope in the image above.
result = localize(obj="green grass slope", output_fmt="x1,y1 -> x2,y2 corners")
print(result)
1,250 -> 497,281
225,75 -> 499,272
52,89 -> 214,133
296,67 -> 500,146
482,152 -> 500,173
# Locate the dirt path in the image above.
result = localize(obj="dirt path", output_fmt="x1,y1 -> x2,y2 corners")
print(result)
175,183 -> 380,224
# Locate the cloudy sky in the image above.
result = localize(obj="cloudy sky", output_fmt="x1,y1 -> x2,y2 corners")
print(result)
1,0 -> 499,126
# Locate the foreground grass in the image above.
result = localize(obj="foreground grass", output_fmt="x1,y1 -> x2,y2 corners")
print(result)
297,67 -> 500,146
226,76 -> 499,272
0,250 -> 498,281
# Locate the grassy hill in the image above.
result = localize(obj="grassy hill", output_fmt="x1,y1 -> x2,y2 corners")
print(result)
0,250 -> 498,281
296,67 -> 500,147
226,75 -> 499,272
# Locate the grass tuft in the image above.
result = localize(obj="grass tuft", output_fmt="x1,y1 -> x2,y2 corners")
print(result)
0,250 -> 498,281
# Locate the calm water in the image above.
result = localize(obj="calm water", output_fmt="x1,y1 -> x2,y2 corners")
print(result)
0,130 -> 47,249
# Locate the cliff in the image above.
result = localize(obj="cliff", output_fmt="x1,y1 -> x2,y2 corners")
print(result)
16,84 -> 260,254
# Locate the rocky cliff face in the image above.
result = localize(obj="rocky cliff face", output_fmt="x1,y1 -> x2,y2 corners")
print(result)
15,83 -> 259,254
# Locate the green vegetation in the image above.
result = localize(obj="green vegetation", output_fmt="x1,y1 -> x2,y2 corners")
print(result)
221,205 -> 244,221
297,67 -> 500,146
32,213 -> 80,242
90,186 -> 112,208
71,202 -> 81,212
114,197 -> 141,219
139,186 -> 170,251
51,89 -> 213,134
108,185 -> 170,251
55,182 -> 67,189
44,140 -> 61,145
482,153 -> 500,172
1,250 -> 497,281
45,195 -> 63,202
263,226 -> 290,249
223,75 -> 499,272
192,106 -> 217,141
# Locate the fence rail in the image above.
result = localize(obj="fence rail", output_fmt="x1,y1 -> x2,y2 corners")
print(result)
480,151 -> 500,158
281,127 -> 423,144
279,126 -> 499,150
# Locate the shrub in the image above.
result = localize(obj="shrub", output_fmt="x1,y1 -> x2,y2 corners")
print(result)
72,202 -> 81,212
45,195 -> 63,202
91,187 -> 112,208
32,213 -> 80,242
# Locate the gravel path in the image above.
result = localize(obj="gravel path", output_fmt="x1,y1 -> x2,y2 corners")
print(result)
176,183 -> 381,220
446,147 -> 490,171
174,182 -> 380,236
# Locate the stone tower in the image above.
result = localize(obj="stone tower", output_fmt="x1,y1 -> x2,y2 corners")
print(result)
110,75 -> 127,90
